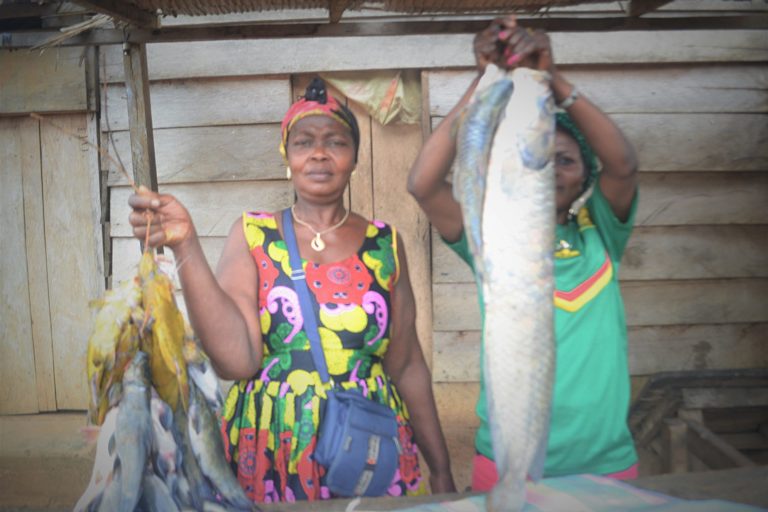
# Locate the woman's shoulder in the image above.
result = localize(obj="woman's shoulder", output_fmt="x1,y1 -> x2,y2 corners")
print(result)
242,211 -> 280,249
243,210 -> 279,229
363,218 -> 397,240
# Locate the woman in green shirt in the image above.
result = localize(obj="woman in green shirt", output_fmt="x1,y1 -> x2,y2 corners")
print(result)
407,16 -> 639,489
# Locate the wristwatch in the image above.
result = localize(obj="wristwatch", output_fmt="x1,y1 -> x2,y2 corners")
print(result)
557,85 -> 580,109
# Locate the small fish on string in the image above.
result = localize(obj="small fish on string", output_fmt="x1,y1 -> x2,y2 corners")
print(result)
30,111 -> 259,511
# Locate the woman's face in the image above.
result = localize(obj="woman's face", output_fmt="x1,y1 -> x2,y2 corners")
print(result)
287,115 -> 356,201
554,129 -> 588,215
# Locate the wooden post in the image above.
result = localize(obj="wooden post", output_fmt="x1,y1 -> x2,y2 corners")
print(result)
122,42 -> 161,254
663,418 -> 689,474
122,42 -> 158,192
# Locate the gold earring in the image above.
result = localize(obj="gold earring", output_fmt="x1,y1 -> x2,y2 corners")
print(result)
351,168 -> 357,177
286,166 -> 292,179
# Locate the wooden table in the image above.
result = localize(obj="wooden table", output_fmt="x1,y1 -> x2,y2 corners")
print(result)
259,466 -> 768,511
631,466 -> 768,508
0,465 -> 768,512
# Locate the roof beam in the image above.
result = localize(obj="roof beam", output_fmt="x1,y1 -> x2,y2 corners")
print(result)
628,0 -> 675,17
72,0 -> 159,28
3,14 -> 767,48
0,3 -> 50,20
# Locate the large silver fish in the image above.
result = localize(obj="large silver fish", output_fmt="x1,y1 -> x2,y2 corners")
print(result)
454,65 -> 557,512
115,350 -> 154,512
188,382 -> 254,511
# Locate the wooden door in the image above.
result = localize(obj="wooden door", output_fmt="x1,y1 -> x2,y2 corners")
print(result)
0,114 -> 103,413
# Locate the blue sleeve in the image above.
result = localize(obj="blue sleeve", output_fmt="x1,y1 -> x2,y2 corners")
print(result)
587,185 -> 638,265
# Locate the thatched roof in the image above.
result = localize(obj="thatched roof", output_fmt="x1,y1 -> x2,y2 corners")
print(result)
4,0 -> 762,49
0,0 -> 673,28
125,0 -> 610,17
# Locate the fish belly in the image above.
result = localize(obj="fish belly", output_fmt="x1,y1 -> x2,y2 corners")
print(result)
480,67 -> 557,512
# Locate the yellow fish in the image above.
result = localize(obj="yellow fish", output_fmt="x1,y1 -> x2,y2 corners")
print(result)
138,251 -> 189,412
86,276 -> 142,425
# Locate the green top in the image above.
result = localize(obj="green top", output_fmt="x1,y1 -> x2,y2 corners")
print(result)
446,185 -> 638,476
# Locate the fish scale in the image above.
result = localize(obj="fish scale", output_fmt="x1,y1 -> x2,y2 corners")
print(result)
454,65 -> 557,512
453,75 -> 514,284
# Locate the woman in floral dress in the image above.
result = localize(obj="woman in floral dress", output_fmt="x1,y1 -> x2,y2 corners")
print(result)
128,78 -> 456,503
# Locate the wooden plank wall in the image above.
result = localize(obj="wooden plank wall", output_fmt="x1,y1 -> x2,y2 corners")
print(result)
0,118 -> 40,414
0,115 -> 104,413
0,48 -> 87,114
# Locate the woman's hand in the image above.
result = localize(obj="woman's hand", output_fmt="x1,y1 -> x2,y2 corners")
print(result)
128,186 -> 195,250
474,15 -> 556,75
508,27 -> 555,74
473,15 -> 518,72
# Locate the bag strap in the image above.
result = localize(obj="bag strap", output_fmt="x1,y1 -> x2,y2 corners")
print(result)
281,207 -> 332,384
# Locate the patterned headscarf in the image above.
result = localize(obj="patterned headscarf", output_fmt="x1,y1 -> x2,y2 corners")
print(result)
555,112 -> 598,191
555,112 -> 599,220
279,77 -> 360,162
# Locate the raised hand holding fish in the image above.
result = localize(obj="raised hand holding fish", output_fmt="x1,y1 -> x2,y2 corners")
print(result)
128,186 -> 195,250
454,63 -> 557,512
410,14 -> 640,510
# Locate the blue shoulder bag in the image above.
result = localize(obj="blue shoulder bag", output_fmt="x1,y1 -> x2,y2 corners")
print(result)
281,208 -> 401,497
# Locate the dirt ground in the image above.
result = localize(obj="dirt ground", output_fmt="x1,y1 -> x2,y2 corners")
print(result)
0,413 -> 478,511
0,414 -> 93,511
0,412 -> 653,511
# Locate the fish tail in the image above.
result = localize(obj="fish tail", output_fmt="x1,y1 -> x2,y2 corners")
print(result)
488,477 -> 525,512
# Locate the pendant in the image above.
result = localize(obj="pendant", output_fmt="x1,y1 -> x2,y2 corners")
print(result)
311,233 -> 326,252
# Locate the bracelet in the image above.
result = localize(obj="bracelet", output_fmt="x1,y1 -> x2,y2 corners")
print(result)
556,85 -> 580,109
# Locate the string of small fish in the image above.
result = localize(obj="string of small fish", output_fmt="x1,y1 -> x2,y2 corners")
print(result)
76,250 -> 257,512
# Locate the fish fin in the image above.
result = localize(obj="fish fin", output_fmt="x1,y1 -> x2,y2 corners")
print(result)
160,403 -> 174,431
155,454 -> 172,478
527,428 -> 550,482
140,305 -> 153,332
107,382 -> 123,408
190,400 -> 201,435
108,433 -> 117,457
175,358 -> 189,412
87,385 -> 99,425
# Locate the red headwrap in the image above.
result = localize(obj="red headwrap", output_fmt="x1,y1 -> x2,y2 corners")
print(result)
279,78 -> 360,162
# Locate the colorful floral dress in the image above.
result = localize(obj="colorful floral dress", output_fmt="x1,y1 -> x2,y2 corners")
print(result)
221,210 -> 425,503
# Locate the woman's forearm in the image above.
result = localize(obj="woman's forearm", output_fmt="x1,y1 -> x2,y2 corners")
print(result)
389,355 -> 455,492
173,234 -> 260,379
408,75 -> 482,200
